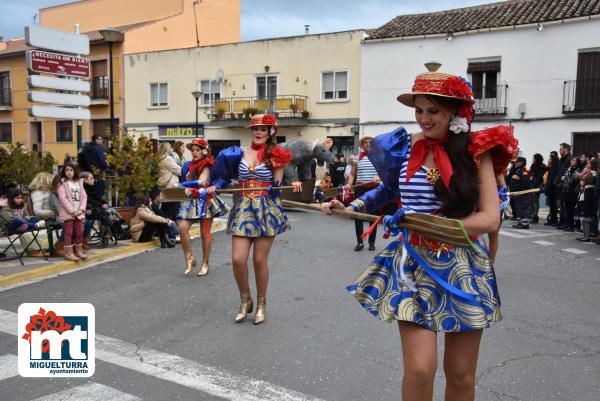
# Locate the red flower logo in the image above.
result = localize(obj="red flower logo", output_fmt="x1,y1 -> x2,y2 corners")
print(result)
22,308 -> 72,353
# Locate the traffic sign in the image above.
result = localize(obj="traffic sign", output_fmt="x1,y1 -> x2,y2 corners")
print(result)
29,105 -> 91,120
25,25 -> 90,55
27,50 -> 90,78
28,75 -> 91,92
28,91 -> 91,107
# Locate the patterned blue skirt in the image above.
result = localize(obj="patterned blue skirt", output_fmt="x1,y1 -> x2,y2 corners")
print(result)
227,195 -> 290,237
347,238 -> 502,332
177,196 -> 229,220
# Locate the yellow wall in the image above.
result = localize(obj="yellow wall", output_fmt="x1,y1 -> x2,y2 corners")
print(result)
0,41 -> 123,161
39,0 -> 240,54
124,30 -> 362,146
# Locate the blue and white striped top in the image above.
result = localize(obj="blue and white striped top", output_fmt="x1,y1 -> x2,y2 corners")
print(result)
355,156 -> 378,183
238,158 -> 273,181
398,141 -> 442,214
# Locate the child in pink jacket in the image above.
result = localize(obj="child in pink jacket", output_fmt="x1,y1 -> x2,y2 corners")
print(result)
57,163 -> 88,261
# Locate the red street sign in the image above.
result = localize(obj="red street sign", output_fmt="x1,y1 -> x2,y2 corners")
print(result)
27,50 -> 90,78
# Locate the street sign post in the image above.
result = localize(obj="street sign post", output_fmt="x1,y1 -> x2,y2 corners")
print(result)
27,50 -> 90,78
29,105 -> 91,120
28,75 -> 90,92
28,91 -> 91,107
25,25 -> 90,55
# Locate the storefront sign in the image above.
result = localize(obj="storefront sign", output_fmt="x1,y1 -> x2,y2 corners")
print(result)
158,124 -> 204,138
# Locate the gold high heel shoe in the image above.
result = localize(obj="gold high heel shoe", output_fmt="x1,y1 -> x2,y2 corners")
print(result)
197,260 -> 209,276
235,291 -> 253,323
184,253 -> 196,276
253,297 -> 266,325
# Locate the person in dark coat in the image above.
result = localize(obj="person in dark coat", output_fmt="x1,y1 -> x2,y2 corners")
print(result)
329,153 -> 347,187
575,174 -> 597,242
528,153 -> 547,224
81,135 -> 109,197
555,143 -> 573,229
544,151 -> 560,225
508,157 -> 531,229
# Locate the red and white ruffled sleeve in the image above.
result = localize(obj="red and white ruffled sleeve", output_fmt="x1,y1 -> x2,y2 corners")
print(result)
269,146 -> 292,168
468,126 -> 519,174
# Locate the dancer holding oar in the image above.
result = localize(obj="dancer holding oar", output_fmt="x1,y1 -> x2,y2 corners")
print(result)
321,64 -> 518,401
177,138 -> 229,277
207,114 -> 295,325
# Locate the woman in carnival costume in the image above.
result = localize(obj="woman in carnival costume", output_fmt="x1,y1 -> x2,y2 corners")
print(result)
322,63 -> 518,401
177,138 -> 229,276
207,114 -> 293,325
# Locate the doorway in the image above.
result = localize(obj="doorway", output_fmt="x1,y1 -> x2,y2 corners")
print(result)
29,121 -> 42,157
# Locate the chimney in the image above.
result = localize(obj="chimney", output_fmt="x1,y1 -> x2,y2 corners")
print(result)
304,25 -> 310,35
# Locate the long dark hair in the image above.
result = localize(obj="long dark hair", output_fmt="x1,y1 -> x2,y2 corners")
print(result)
188,145 -> 211,181
60,162 -> 78,181
425,96 -> 479,218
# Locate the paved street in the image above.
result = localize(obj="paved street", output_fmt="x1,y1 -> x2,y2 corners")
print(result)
0,210 -> 599,401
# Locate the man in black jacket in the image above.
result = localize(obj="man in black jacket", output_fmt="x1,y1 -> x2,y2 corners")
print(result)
555,143 -> 573,229
508,157 -> 531,229
329,153 -> 347,187
544,151 -> 560,225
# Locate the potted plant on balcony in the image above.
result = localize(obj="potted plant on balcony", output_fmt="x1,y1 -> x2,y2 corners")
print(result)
301,110 -> 310,118
289,103 -> 299,115
216,108 -> 226,119
229,112 -> 237,120
105,132 -> 160,223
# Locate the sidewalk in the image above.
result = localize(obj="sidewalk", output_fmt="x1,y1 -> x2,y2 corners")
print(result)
0,219 -> 227,290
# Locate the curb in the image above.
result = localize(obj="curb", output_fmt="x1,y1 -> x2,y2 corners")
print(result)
0,224 -> 217,290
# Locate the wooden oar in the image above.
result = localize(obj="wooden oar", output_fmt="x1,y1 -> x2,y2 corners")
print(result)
280,200 -> 474,248
508,188 -> 540,197
161,186 -> 296,202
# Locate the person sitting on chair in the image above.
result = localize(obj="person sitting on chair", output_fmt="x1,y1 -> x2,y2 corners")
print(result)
130,195 -> 176,248
0,188 -> 46,236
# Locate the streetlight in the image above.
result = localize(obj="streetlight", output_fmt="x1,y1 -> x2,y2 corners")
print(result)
191,90 -> 202,138
99,28 -> 124,137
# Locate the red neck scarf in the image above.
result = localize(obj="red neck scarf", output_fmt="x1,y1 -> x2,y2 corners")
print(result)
406,135 -> 453,190
251,142 -> 268,164
188,157 -> 214,180
358,151 -> 368,160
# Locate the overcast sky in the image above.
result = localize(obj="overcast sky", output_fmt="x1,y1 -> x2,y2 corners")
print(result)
0,0 -> 499,41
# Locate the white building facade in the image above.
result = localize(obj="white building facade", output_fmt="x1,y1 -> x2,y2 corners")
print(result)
360,1 -> 600,162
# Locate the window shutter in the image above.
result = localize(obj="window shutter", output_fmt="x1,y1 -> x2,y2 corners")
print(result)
467,61 -> 501,73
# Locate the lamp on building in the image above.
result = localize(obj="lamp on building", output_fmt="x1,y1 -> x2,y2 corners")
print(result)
537,23 -> 544,31
191,90 -> 203,138
99,28 -> 124,137
264,65 -> 270,73
446,32 -> 454,41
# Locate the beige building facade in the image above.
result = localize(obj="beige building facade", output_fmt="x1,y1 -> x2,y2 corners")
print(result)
124,30 -> 364,157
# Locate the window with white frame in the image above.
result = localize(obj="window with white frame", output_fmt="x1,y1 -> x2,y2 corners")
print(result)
321,71 -> 348,100
467,61 -> 500,100
149,82 -> 168,107
200,80 -> 220,105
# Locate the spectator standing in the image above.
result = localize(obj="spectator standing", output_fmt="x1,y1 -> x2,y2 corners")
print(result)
170,140 -> 186,170
81,135 -> 109,197
558,157 -> 581,232
528,154 -> 547,224
57,163 -> 87,261
157,142 -> 182,221
575,174 -> 597,242
555,143 -> 573,228
544,151 -> 560,225
329,153 -> 347,187
508,157 -> 531,229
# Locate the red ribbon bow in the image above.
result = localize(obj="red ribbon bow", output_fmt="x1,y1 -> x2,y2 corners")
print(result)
406,135 -> 453,190
358,151 -> 368,161
251,143 -> 268,164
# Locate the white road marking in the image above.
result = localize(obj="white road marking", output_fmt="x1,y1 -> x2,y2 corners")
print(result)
561,248 -> 588,255
0,354 -> 18,381
31,382 -> 141,401
499,229 -> 565,239
532,240 -> 555,246
0,309 -> 325,401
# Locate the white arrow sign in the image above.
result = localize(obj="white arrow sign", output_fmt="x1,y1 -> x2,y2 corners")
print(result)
28,75 -> 90,92
25,25 -> 90,55
28,91 -> 91,107
29,105 -> 91,120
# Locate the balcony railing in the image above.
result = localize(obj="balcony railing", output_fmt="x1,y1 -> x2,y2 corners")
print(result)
473,84 -> 507,115
0,87 -> 11,106
91,76 -> 109,99
563,79 -> 600,113
210,94 -> 308,120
